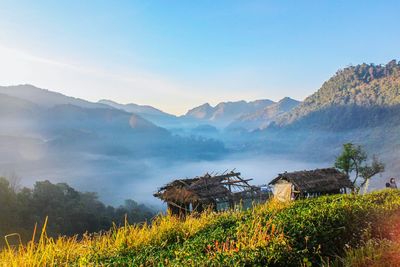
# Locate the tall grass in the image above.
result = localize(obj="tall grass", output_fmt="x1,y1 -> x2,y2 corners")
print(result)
331,239 -> 400,267
0,206 -> 246,266
1,190 -> 400,266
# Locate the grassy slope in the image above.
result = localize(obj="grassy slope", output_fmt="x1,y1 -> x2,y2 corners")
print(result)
1,190 -> 400,266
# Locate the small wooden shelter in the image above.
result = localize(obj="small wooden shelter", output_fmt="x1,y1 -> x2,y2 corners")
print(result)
268,168 -> 353,201
154,171 -> 270,216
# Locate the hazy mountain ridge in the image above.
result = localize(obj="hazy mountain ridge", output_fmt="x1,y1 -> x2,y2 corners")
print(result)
228,97 -> 300,130
0,84 -> 111,109
247,60 -> 400,177
184,99 -> 275,127
0,86 -> 226,161
1,60 -> 400,203
98,99 -> 180,128
98,99 -> 171,117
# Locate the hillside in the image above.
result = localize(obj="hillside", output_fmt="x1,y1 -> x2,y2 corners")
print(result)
0,85 -> 111,109
0,93 -> 41,135
1,190 -> 400,266
98,99 -> 180,128
0,86 -> 228,205
243,60 -> 400,167
0,85 -> 226,159
275,60 -> 400,130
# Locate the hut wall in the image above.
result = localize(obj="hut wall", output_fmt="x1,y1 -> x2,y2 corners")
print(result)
273,180 -> 292,202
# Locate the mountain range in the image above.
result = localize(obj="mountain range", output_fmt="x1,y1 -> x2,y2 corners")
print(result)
253,60 -> 400,176
184,99 -> 276,127
1,60 -> 400,156
0,84 -> 229,163
228,97 -> 300,130
0,59 -> 399,202
98,97 -> 300,130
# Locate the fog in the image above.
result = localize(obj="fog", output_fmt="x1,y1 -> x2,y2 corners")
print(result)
0,85 -> 396,210
0,150 -> 325,209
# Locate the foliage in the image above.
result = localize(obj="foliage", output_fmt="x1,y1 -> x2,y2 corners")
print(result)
359,155 -> 385,189
1,190 -> 400,266
0,178 -> 155,247
335,143 -> 384,190
335,143 -> 367,178
278,59 -> 400,130
331,239 -> 400,267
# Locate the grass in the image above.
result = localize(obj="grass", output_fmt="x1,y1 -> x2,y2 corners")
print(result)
331,239 -> 400,267
1,190 -> 400,266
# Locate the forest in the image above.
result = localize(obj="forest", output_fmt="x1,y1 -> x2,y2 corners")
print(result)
0,177 -> 155,247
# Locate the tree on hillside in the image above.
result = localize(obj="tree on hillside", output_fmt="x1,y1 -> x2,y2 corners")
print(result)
359,155 -> 385,193
335,143 -> 384,193
0,178 -> 155,246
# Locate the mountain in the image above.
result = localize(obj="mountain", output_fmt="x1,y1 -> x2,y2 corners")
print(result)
0,85 -> 226,159
184,99 -> 274,127
248,60 -> 400,167
184,103 -> 214,120
228,97 -> 300,130
97,99 -> 179,127
0,87 -> 165,136
274,60 -> 400,130
0,84 -> 111,109
0,93 -> 43,136
0,92 -> 39,118
2,61 -> 400,205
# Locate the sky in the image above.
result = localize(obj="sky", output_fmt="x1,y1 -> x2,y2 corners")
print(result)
0,0 -> 399,115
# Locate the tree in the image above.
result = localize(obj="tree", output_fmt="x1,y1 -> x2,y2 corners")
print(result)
335,143 -> 384,192
334,143 -> 367,184
359,155 -> 385,193
0,178 -> 155,246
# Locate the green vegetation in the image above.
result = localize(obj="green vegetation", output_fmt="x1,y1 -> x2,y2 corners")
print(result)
0,177 -> 155,247
279,59 -> 400,129
333,239 -> 400,267
335,143 -> 384,191
1,190 -> 400,266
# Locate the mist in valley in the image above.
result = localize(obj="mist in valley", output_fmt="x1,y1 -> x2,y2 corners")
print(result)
0,84 -> 398,210
0,147 -> 325,208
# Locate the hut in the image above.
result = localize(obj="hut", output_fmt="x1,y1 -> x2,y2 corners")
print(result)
268,168 -> 353,201
154,171 -> 270,216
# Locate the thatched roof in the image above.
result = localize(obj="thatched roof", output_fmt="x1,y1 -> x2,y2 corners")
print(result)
154,171 -> 255,204
268,168 -> 353,193
153,178 -> 200,203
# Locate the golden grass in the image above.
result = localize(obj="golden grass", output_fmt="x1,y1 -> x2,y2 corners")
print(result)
0,200 -> 289,266
205,199 -> 289,259
0,209 -> 224,266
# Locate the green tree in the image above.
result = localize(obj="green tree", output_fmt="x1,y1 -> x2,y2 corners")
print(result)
0,178 -> 155,247
335,143 -> 384,192
359,155 -> 385,193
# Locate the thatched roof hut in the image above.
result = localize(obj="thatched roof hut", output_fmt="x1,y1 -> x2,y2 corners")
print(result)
154,171 -> 269,216
268,168 -> 353,201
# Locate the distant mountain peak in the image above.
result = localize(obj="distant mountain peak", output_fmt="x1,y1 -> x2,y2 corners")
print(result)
228,97 -> 300,130
98,99 -> 173,116
185,99 -> 275,127
198,102 -> 212,108
185,102 -> 214,120
0,84 -> 111,109
278,97 -> 297,102
98,99 -> 179,128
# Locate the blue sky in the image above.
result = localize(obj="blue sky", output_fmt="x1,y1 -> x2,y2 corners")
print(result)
0,0 -> 399,114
